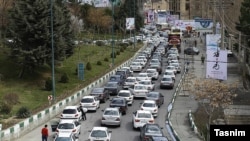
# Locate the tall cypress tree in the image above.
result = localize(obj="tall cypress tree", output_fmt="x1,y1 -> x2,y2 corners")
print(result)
7,0 -> 75,78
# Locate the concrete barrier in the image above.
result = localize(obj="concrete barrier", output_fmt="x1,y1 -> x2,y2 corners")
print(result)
0,44 -> 146,141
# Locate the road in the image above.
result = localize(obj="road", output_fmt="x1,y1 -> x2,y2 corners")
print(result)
16,41 -> 185,141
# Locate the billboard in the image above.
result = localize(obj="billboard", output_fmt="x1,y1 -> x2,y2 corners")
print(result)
157,11 -> 167,24
206,50 -> 227,80
195,19 -> 213,32
174,20 -> 195,31
126,18 -> 135,30
206,34 -> 221,51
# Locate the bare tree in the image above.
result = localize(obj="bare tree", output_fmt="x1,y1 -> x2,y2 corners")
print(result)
191,78 -> 238,140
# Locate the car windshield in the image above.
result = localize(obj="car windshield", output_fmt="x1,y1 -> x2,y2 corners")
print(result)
92,88 -> 103,93
111,99 -> 124,105
143,103 -> 155,107
62,109 -> 76,114
134,85 -> 145,90
166,67 -> 174,69
55,137 -> 72,141
139,81 -> 151,85
104,110 -> 119,116
126,79 -> 135,82
110,77 -> 118,81
81,98 -> 94,103
146,70 -> 154,73
105,83 -> 117,87
164,72 -> 173,75
118,92 -> 130,97
162,77 -> 172,81
145,125 -> 162,134
147,93 -> 158,98
91,130 -> 107,137
137,113 -> 151,118
58,123 -> 74,129
138,74 -> 147,77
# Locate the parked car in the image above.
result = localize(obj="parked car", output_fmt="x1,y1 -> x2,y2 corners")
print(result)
109,97 -> 128,115
54,132 -> 79,141
109,75 -> 125,86
184,47 -> 200,55
130,84 -> 149,98
104,81 -> 122,96
145,92 -> 164,108
88,127 -> 112,141
138,80 -> 155,91
132,110 -> 154,129
80,96 -> 100,112
89,87 -> 110,103
160,76 -> 175,89
117,90 -> 134,106
56,119 -> 81,137
60,106 -> 82,121
140,124 -> 164,141
140,100 -> 158,117
123,77 -> 138,89
101,107 -> 122,127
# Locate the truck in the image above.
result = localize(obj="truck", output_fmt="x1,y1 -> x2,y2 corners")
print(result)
168,27 -> 182,53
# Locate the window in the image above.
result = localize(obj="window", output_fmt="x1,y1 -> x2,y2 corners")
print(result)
185,3 -> 190,11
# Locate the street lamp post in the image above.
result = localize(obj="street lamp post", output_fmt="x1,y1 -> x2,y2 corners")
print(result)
133,0 -> 136,49
111,0 -> 115,67
50,0 -> 56,103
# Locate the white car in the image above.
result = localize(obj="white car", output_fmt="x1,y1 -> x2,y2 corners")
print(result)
165,65 -> 177,74
146,68 -> 159,80
136,73 -> 151,81
80,96 -> 100,112
60,106 -> 82,121
101,107 -> 122,127
138,80 -> 155,91
88,127 -> 112,141
130,62 -> 142,72
117,90 -> 134,105
140,100 -> 159,117
169,62 -> 181,73
133,59 -> 146,68
130,84 -> 149,98
132,110 -> 154,129
56,120 -> 81,137
122,67 -> 133,76
163,70 -> 176,80
54,132 -> 79,141
123,77 -> 138,89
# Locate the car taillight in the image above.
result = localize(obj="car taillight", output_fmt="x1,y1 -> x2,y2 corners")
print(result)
154,109 -> 157,112
60,114 -> 63,117
100,94 -> 103,97
129,97 -> 131,99
75,114 -> 78,117
56,129 -> 59,132
149,120 -> 154,123
144,136 -> 149,140
141,108 -> 143,110
106,139 -> 110,141
135,119 -> 140,122
92,102 -> 96,105
115,118 -> 120,121
102,117 -> 105,120
72,129 -> 76,132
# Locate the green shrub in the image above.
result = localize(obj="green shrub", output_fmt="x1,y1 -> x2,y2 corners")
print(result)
97,61 -> 102,65
116,51 -> 120,55
60,73 -> 69,83
86,62 -> 92,70
104,57 -> 109,62
75,67 -> 78,75
16,106 -> 31,118
45,77 -> 52,91
96,40 -> 105,46
120,48 -> 124,52
0,102 -> 12,114
119,42 -> 129,47
110,52 -> 116,58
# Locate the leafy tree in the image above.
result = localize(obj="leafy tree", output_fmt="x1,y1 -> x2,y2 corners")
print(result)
0,0 -> 13,39
191,78 -> 238,141
7,0 -> 75,78
236,0 -> 250,36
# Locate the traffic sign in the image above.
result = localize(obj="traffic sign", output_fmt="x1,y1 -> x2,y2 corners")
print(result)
48,95 -> 53,101
78,63 -> 84,80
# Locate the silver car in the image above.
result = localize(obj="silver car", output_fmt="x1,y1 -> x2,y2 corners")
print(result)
101,107 -> 122,127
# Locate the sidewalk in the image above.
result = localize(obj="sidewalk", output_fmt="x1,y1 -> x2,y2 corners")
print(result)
169,35 -> 242,141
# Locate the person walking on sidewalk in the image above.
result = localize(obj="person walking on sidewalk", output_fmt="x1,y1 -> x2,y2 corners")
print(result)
41,124 -> 49,141
201,54 -> 205,64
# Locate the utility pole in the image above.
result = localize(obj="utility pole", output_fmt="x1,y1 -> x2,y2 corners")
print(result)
133,0 -> 136,50
221,0 -> 225,50
111,0 -> 115,67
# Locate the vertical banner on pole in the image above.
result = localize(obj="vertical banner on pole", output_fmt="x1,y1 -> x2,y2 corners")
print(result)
78,63 -> 84,80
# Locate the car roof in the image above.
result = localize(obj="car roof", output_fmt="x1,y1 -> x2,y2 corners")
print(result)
137,110 -> 152,114
127,77 -> 136,79
56,132 -> 73,137
162,75 -> 172,78
140,79 -> 151,82
164,70 -> 174,72
59,119 -> 76,124
82,96 -> 95,99
104,107 -> 119,111
92,126 -> 108,131
146,68 -> 157,71
64,106 -> 78,109
112,97 -> 126,100
118,90 -> 131,93
143,100 -> 156,104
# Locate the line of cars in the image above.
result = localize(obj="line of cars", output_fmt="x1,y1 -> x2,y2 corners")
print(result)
53,31 -> 176,141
